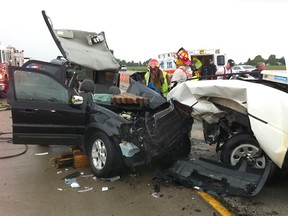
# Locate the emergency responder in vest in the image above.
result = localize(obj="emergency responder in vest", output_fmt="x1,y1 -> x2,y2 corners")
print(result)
145,59 -> 171,98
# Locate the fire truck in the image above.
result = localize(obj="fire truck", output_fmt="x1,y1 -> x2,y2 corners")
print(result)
158,49 -> 227,77
0,44 -> 24,97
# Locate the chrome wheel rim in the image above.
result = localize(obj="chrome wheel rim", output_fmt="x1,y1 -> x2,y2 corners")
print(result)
91,139 -> 107,170
230,144 -> 266,169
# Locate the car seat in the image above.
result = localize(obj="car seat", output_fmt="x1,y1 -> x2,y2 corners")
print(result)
79,79 -> 95,105
109,86 -> 121,95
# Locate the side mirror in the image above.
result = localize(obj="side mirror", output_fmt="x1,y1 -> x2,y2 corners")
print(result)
71,95 -> 83,105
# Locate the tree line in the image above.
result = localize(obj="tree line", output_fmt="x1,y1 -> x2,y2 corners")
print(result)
243,55 -> 285,66
115,55 -> 286,67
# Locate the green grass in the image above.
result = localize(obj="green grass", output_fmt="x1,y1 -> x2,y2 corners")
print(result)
128,65 -> 286,71
127,66 -> 148,72
266,65 -> 286,70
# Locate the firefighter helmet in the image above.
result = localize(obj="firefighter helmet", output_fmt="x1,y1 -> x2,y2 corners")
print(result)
175,48 -> 191,66
148,59 -> 160,69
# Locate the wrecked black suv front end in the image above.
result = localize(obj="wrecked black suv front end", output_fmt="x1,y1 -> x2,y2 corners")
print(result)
118,99 -> 193,167
86,80 -> 194,176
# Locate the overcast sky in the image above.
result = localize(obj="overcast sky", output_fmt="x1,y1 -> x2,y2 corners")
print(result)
1,0 -> 287,64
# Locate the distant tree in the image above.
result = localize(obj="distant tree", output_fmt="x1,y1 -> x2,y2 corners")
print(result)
245,58 -> 253,65
278,57 -> 286,65
253,55 -> 265,66
267,55 -> 278,66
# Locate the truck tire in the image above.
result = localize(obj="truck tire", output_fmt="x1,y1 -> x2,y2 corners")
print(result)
88,131 -> 123,178
221,134 -> 277,179
221,134 -> 266,168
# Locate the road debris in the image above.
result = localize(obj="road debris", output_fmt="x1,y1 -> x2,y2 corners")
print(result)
78,187 -> 93,193
65,178 -> 80,188
35,152 -> 49,156
101,176 -> 120,182
102,187 -> 109,191
151,192 -> 159,198
62,171 -> 81,180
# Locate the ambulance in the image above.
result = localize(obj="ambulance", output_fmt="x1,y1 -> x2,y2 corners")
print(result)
158,49 -> 227,77
0,44 -> 24,97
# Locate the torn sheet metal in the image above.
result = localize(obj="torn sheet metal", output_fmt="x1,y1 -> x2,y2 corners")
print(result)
167,79 -> 288,169
155,158 -> 272,197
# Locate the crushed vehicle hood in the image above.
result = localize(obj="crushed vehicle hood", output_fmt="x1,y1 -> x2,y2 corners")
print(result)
42,10 -> 120,72
168,79 -> 288,168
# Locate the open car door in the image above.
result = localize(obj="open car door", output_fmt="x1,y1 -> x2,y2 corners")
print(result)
7,63 -> 86,146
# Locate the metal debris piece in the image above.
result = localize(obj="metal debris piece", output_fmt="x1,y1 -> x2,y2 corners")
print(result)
62,171 -> 80,180
80,174 -> 94,178
102,187 -> 108,191
151,192 -> 159,198
35,152 -> 49,156
101,176 -> 120,182
78,187 -> 93,193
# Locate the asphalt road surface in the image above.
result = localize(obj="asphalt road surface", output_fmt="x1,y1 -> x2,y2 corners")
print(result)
1,97 -> 288,216
0,98 -> 224,216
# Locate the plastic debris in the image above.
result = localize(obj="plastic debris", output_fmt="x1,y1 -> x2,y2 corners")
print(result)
57,188 -> 64,191
65,178 -> 80,188
57,171 -> 63,174
102,187 -> 108,191
62,171 -> 80,180
92,176 -> 97,181
35,152 -> 49,156
101,176 -> 120,182
151,192 -> 159,198
78,187 -> 93,193
80,174 -> 94,178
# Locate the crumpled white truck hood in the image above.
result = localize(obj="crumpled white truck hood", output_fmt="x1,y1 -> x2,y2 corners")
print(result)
168,80 -> 288,168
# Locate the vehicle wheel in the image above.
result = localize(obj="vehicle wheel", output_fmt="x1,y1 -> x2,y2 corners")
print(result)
88,131 -> 123,178
221,134 -> 267,169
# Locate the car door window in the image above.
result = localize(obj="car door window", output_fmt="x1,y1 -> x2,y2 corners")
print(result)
14,70 -> 68,103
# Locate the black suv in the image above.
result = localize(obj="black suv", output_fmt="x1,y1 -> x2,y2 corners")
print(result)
6,11 -> 193,178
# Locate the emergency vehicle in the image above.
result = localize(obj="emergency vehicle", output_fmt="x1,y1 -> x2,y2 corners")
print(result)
0,44 -> 24,97
158,49 -> 227,77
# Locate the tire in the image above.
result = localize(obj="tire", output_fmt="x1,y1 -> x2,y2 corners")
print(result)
88,131 -> 123,178
221,134 -> 267,169
221,134 -> 278,181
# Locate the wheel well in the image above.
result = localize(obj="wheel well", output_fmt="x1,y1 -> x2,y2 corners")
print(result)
83,127 -> 120,154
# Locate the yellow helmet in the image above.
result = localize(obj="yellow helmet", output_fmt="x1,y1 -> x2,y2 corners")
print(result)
175,48 -> 191,66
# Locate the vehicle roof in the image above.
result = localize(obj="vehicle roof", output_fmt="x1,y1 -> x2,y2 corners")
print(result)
42,10 -> 120,72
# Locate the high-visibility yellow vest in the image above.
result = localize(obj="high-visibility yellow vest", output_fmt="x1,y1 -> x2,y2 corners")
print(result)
145,70 -> 169,97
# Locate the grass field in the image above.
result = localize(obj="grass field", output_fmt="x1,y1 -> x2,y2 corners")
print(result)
128,65 -> 286,72
266,65 -> 286,70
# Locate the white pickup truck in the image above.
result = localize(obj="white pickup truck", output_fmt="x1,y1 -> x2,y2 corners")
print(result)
157,60 -> 288,197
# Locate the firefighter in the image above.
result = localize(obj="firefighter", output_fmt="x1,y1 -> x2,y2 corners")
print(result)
145,59 -> 171,98
171,47 -> 197,89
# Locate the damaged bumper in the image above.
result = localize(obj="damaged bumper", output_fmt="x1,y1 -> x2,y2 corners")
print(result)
155,157 -> 272,197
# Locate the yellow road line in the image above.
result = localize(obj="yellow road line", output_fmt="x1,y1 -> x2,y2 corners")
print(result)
197,191 -> 233,216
